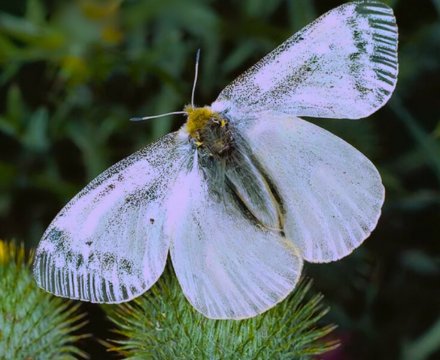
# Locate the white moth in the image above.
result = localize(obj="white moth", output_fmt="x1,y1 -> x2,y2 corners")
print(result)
34,1 -> 398,319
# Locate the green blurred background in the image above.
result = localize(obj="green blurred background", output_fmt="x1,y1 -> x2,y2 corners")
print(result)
0,0 -> 439,359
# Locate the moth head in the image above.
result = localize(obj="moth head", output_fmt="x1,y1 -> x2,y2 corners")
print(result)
184,105 -> 223,139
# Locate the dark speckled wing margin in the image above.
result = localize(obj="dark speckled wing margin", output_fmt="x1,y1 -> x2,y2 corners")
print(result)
34,133 -> 186,303
212,1 -> 398,120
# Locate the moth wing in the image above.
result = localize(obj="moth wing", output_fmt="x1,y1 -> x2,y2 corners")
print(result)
34,133 -> 186,303
167,159 -> 303,319
242,113 -> 384,263
212,1 -> 398,120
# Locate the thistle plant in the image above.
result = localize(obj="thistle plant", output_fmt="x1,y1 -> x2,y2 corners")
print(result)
103,267 -> 338,359
0,241 -> 88,359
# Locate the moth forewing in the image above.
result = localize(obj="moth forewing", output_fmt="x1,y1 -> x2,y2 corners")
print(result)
33,133 -> 189,303
212,1 -> 398,121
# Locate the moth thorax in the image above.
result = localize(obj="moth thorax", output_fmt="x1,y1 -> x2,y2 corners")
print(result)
185,105 -> 233,158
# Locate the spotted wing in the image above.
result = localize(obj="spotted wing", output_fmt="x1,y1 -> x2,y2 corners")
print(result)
34,133 -> 186,303
212,1 -> 398,120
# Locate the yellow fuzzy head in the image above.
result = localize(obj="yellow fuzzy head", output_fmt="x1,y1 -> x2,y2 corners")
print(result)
185,105 -> 221,138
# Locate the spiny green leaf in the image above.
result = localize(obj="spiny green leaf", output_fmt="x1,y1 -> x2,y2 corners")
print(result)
103,267 -> 338,359
0,241 -> 89,359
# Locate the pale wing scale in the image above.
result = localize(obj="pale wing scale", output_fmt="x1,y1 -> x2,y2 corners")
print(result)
242,113 -> 384,263
34,133 -> 186,303
168,159 -> 302,319
212,1 -> 398,120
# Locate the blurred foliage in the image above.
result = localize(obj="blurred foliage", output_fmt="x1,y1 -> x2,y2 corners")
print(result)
0,0 -> 439,359
103,269 -> 337,359
0,240 -> 87,359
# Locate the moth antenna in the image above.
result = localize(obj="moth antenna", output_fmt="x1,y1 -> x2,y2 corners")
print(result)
131,50 -> 201,122
191,49 -> 201,108
130,111 -> 187,122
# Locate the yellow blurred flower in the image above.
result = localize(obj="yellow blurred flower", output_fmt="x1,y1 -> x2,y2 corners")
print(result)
61,55 -> 90,84
79,0 -> 121,20
101,25 -> 123,45
0,240 -> 6,264
0,240 -> 25,265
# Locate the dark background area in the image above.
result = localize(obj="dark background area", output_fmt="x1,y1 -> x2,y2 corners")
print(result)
0,0 -> 439,359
